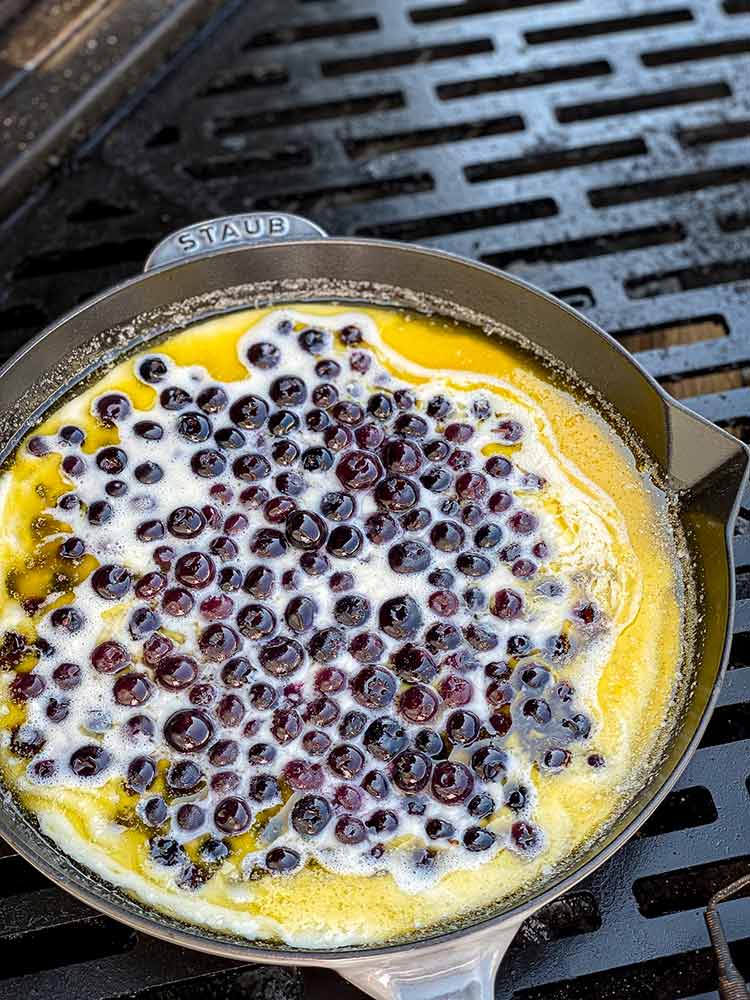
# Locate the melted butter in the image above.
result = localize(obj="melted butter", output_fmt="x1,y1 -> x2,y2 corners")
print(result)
0,305 -> 682,948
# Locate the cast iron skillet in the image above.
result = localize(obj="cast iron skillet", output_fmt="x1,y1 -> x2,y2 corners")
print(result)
0,213 -> 746,1000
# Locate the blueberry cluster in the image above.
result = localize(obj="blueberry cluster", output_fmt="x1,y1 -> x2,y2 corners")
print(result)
5,314 -> 603,890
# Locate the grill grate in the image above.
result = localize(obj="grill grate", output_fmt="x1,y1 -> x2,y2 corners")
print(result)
0,1 -> 749,998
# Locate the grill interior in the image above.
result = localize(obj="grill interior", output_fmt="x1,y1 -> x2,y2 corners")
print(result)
0,1 -> 749,997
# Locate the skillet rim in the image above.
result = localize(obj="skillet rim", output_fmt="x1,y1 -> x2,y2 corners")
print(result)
0,236 -> 745,964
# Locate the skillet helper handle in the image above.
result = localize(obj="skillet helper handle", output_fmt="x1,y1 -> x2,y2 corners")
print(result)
333,921 -> 522,1000
143,212 -> 327,271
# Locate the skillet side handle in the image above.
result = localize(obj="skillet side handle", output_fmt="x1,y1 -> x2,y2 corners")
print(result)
143,213 -> 327,271
333,921 -> 523,1000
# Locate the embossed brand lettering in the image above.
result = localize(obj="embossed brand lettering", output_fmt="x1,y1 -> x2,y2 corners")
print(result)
178,233 -> 199,251
221,222 -> 242,241
173,214 -> 296,257
243,218 -> 262,237
269,216 -> 289,235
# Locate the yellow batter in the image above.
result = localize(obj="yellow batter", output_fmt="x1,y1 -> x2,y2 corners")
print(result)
0,305 -> 683,947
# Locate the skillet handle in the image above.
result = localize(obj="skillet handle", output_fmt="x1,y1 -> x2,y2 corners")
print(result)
331,920 -> 522,1000
143,212 -> 327,270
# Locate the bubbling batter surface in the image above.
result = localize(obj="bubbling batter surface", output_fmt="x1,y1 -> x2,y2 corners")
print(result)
0,305 -> 682,947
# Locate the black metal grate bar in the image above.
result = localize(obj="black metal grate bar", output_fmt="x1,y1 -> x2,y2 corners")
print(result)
0,0 -> 749,998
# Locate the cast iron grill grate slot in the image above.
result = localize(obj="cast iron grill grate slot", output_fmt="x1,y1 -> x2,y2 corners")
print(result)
635,786 -> 718,838
145,125 -> 181,148
137,967 -> 304,1000
464,137 -> 648,183
729,632 -> 750,663
719,209 -> 750,232
549,287 -> 596,309
589,163 -> 750,207
0,917 -> 136,978
512,939 -> 750,1000
356,197 -> 558,239
13,239 -> 157,281
524,8 -> 694,44
66,199 -> 135,224
0,855 -> 55,897
410,0 -> 582,23
436,58 -> 612,99
198,66 -> 291,96
321,38 -> 494,77
344,114 -> 526,159
624,258 -> 750,298
611,316 -> 728,354
700,701 -> 750,746
0,0 -> 748,996
516,892 -> 601,944
183,147 -> 314,181
254,173 -> 435,214
641,35 -> 750,66
245,16 -> 379,48
658,362 -> 750,400
481,222 -> 685,269
633,857 -> 750,918
211,91 -> 406,134
555,81 -> 732,123
678,118 -> 750,146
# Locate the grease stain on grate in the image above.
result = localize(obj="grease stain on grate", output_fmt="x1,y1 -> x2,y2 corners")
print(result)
437,58 -> 611,99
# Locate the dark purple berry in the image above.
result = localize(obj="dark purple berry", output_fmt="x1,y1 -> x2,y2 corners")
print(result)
248,342 -> 281,369
70,744 -> 111,778
164,709 -> 213,752
351,666 -> 397,708
431,760 -> 473,803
